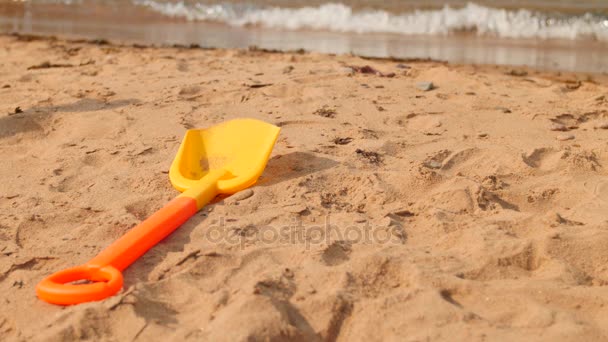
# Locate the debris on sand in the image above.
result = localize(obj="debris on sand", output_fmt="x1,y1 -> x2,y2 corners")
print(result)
333,137 -> 353,145
564,80 -> 582,91
391,209 -> 415,217
282,65 -> 294,74
356,149 -> 383,165
550,123 -> 569,131
416,81 -> 434,91
27,61 -> 74,70
594,121 -> 608,129
506,69 -> 528,77
314,106 -> 337,118
27,60 -> 95,70
346,65 -> 395,77
90,38 -> 110,45
245,83 -> 273,89
8,106 -> 23,116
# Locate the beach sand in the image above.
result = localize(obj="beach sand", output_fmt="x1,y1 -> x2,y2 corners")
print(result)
1,34 -> 608,341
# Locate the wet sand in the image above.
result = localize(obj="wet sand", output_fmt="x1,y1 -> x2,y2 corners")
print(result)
2,2 -> 608,73
1,34 -> 608,340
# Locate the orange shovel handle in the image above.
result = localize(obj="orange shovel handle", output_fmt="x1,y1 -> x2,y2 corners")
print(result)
36,169 -> 227,306
88,197 -> 198,271
36,196 -> 198,305
35,265 -> 124,305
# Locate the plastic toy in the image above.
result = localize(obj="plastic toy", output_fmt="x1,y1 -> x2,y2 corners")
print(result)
36,119 -> 280,305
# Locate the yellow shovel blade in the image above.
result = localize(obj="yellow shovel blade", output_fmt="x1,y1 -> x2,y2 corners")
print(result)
169,118 -> 280,194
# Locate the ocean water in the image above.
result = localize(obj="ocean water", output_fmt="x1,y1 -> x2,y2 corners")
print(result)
133,0 -> 608,41
1,0 -> 608,72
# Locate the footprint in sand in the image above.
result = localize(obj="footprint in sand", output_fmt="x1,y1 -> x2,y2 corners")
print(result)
320,241 -> 352,266
550,113 -> 579,130
125,199 -> 157,221
48,174 -> 78,193
550,111 -> 606,130
0,114 -> 47,141
464,241 -> 544,281
404,114 -> 443,135
441,148 -> 479,170
178,85 -> 202,100
591,180 -> 608,203
422,148 -> 478,171
261,83 -> 302,98
15,207 -> 98,249
522,148 -> 564,171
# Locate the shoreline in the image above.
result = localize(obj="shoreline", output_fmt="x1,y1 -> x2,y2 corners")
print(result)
4,32 -> 608,82
2,1 -> 608,74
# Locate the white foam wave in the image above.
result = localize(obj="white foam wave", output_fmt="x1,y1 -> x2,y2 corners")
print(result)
133,1 -> 608,41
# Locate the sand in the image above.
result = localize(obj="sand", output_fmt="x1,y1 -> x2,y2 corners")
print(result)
1,34 -> 608,341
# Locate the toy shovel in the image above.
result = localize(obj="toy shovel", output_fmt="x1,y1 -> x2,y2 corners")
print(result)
36,119 -> 280,305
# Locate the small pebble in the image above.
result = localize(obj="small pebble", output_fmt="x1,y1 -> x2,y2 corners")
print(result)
339,67 -> 355,76
477,132 -> 488,138
549,123 -> 568,131
392,209 -> 415,217
425,160 -> 442,169
416,81 -> 434,91
178,85 -> 201,96
231,189 -> 254,201
556,134 -> 575,141
507,69 -> 528,77
286,204 -> 308,214
8,106 -> 22,116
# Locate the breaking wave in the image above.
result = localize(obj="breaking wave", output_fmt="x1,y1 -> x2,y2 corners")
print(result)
133,1 -> 608,41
